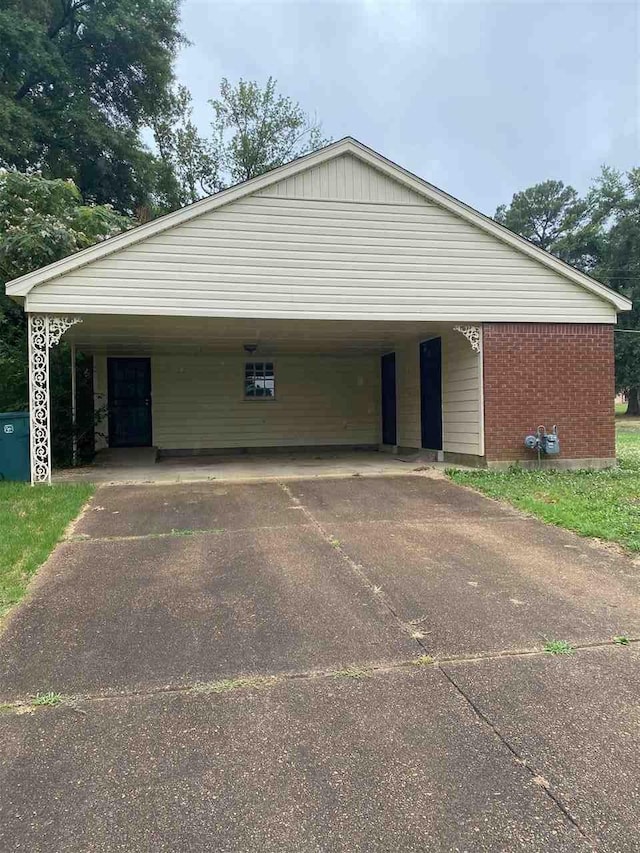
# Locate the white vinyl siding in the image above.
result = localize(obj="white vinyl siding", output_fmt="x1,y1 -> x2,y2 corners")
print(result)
441,330 -> 483,456
94,353 -> 379,451
395,328 -> 483,457
91,330 -> 481,455
26,161 -> 615,323
257,153 -> 426,204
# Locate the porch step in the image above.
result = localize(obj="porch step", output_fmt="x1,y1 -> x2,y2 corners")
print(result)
394,449 -> 440,464
93,447 -> 158,468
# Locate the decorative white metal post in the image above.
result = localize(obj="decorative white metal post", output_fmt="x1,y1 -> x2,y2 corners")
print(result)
28,315 -> 82,484
453,325 -> 482,353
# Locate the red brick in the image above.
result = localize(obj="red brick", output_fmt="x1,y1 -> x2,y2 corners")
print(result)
482,323 -> 615,461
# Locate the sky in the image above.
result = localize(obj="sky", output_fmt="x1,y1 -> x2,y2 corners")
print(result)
174,0 -> 639,215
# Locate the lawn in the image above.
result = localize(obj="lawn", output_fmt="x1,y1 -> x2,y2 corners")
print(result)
0,482 -> 94,616
448,419 -> 640,552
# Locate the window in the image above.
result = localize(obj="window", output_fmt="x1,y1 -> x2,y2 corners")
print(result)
244,362 -> 275,399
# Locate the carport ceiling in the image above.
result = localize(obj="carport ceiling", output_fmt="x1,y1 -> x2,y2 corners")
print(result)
67,315 -> 452,354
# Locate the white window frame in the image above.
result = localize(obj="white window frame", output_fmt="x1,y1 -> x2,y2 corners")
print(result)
243,360 -> 276,401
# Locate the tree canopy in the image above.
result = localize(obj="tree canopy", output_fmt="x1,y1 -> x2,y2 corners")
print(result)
495,169 -> 640,414
587,168 -> 640,414
155,77 -> 330,204
0,0 -> 186,213
494,180 -> 586,257
0,170 -> 132,414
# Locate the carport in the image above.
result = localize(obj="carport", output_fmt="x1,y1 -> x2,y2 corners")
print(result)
6,138 -> 627,483
55,313 -> 483,479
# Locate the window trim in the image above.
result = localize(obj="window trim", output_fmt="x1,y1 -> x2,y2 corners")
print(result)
243,360 -> 276,401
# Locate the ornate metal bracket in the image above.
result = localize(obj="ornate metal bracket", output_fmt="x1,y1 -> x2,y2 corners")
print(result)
48,316 -> 82,346
453,325 -> 481,353
28,314 -> 82,484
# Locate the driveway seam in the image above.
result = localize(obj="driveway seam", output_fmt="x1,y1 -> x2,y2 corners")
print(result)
1,640 -> 635,711
437,663 -> 600,852
278,481 -> 452,655
66,516 -> 522,543
65,523 -> 315,543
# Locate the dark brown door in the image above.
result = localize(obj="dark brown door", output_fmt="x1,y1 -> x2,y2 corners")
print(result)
107,358 -> 152,447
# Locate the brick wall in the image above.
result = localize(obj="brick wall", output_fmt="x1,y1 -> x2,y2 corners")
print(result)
483,323 -> 615,461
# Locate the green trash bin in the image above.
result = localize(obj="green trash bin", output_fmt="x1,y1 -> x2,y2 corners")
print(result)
0,412 -> 30,482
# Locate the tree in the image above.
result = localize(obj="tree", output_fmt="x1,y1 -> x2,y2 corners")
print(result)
585,168 -> 640,416
152,86 -> 220,206
0,170 -> 132,459
211,77 -> 330,185
155,77 -> 330,201
495,180 -> 585,257
496,169 -> 640,417
0,0 -> 186,213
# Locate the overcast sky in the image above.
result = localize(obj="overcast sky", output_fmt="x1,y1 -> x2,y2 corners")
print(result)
175,0 -> 639,215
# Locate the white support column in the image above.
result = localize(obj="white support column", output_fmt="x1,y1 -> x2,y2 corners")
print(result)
28,315 -> 82,484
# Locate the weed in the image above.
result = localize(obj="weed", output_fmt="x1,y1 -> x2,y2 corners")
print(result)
613,635 -> 631,646
410,655 -> 434,666
372,585 -> 383,595
169,528 -> 224,537
329,537 -> 341,549
333,666 -> 371,679
32,691 -> 65,707
543,640 -> 575,656
192,676 -> 276,694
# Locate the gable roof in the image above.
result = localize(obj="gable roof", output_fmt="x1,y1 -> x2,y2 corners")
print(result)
5,137 -> 631,312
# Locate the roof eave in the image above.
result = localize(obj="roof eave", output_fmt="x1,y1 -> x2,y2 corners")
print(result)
5,138 -> 361,297
5,135 -> 632,314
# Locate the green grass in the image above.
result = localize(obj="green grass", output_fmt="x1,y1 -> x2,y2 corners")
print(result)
192,676 -> 278,694
613,635 -> 631,646
410,654 -> 435,666
448,421 -> 640,552
544,640 -> 575,655
32,691 -> 66,707
333,665 -> 372,679
0,482 -> 94,615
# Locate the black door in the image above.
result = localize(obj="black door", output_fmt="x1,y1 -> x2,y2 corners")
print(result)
420,338 -> 442,450
107,358 -> 152,447
381,352 -> 397,445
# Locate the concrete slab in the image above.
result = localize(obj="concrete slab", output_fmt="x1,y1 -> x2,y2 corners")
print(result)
443,646 -> 640,852
287,475 -> 520,522
74,481 -> 308,538
55,449 -> 439,486
0,528 -> 414,699
92,446 -> 158,466
320,517 -> 640,656
0,668 -> 588,852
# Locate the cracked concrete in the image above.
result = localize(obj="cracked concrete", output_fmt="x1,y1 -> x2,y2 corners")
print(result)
1,476 -> 639,851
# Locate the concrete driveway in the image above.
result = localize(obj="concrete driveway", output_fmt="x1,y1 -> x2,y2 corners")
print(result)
1,476 -> 639,851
